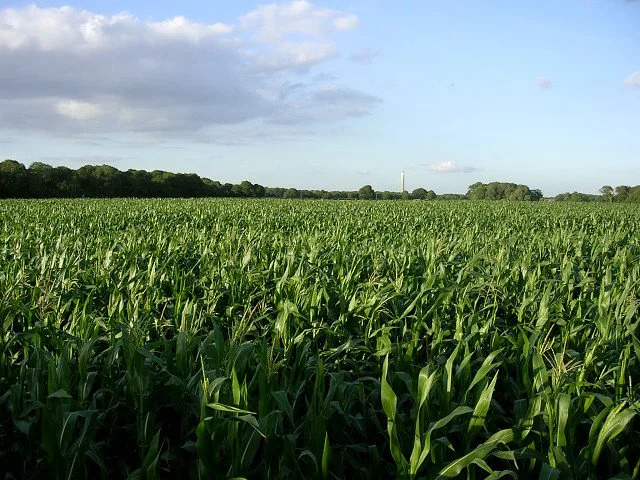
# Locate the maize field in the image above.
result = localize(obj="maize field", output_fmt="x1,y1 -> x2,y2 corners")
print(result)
1,198 -> 640,479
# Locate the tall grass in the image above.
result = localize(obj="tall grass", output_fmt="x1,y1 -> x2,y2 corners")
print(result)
1,199 -> 639,479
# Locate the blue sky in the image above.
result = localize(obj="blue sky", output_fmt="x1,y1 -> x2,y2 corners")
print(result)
1,1 -> 638,195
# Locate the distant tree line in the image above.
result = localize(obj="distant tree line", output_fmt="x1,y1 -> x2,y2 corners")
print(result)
553,192 -> 601,203
555,185 -> 640,203
2,160 -> 541,201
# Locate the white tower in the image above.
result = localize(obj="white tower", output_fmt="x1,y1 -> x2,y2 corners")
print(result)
400,170 -> 405,193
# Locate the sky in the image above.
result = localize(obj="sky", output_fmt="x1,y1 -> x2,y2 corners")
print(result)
0,1 -> 638,195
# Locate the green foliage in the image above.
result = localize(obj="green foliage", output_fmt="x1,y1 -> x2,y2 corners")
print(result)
467,182 -> 543,201
0,159 -> 29,197
554,192 -> 602,202
556,185 -> 640,203
411,188 -> 436,200
0,160 -> 552,201
1,199 -> 640,479
358,185 -> 375,199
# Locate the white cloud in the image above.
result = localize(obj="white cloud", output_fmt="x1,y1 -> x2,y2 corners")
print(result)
0,4 -> 379,141
427,161 -> 457,172
535,76 -> 553,89
150,16 -> 234,41
0,6 -> 233,51
348,47 -> 381,64
425,161 -> 477,173
247,42 -> 338,72
624,71 -> 640,88
55,100 -> 104,120
240,1 -> 358,72
333,15 -> 359,30
240,0 -> 358,41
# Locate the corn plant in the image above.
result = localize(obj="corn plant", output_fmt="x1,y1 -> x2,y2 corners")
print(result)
0,198 -> 639,479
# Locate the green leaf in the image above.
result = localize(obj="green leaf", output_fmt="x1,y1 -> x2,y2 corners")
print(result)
272,391 -> 294,425
435,440 -> 499,478
322,432 -> 331,480
591,404 -> 636,465
467,371 -> 498,445
409,366 -> 438,473
206,403 -> 256,415
555,394 -> 570,447
141,430 -> 162,479
47,389 -> 73,400
467,349 -> 503,394
416,406 -> 474,474
196,420 -> 215,474
381,355 -> 408,474
232,414 -> 265,438
539,463 -> 561,480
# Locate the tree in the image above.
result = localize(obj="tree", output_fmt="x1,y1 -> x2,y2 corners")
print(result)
253,183 -> 266,198
0,160 -> 29,198
283,188 -> 300,199
530,189 -> 543,202
615,186 -> 631,202
439,193 -> 466,200
240,180 -> 256,197
507,186 -> 528,201
466,182 -> 542,201
222,183 -> 234,197
555,191 -> 599,202
171,173 -> 207,197
628,187 -> 640,204
150,170 -> 177,197
77,165 -> 125,197
93,165 -> 127,197
203,179 -> 223,197
358,185 -> 375,200
380,191 -> 394,200
411,188 -> 428,200
28,162 -> 58,197
410,188 -> 436,200
230,184 -> 243,197
467,183 -> 487,200
485,184 -> 500,200
54,166 -> 80,197
599,185 -> 614,202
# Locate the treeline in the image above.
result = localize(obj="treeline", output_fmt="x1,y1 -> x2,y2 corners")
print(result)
555,185 -> 640,203
0,160 -> 443,199
2,160 -> 538,201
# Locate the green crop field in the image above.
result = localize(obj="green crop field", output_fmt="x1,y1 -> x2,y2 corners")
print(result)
1,199 -> 640,479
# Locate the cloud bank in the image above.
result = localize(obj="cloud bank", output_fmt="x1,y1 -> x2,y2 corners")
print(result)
0,3 -> 379,142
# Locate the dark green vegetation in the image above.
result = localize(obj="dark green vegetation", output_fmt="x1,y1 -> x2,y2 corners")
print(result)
4,159 -> 639,203
4,159 -> 640,203
2,160 -> 530,201
1,199 -> 640,479
555,185 -> 640,204
466,182 -> 543,201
